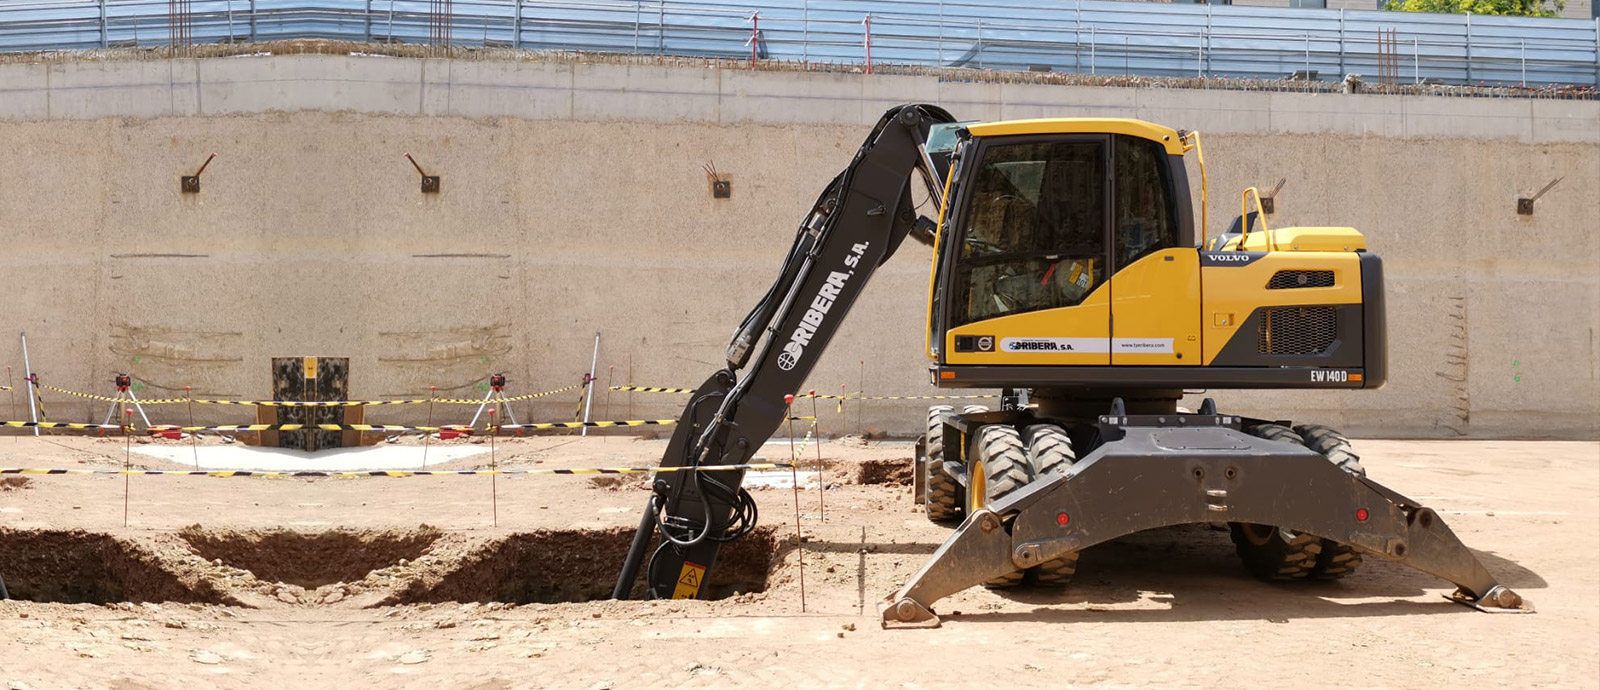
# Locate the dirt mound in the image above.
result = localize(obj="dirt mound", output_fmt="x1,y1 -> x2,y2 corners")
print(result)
588,475 -> 648,492
0,476 -> 30,491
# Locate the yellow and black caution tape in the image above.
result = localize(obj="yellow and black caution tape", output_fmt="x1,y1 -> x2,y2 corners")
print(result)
610,386 -> 695,395
192,399 -> 430,407
42,383 -> 588,408
490,419 -> 678,431
2,421 -> 127,430
39,385 -> 189,405
791,419 -> 819,456
857,394 -> 1000,401
436,383 -> 585,405
0,462 -> 793,478
148,423 -> 445,433
610,384 -> 996,402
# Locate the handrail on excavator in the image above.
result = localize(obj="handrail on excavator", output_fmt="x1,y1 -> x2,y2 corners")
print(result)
1181,130 -> 1207,247
1240,185 -> 1276,252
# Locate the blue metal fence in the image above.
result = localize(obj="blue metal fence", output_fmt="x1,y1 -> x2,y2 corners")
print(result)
1,0 -> 1597,87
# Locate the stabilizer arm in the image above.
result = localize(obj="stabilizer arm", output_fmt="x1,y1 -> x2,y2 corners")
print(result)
882,422 -> 1529,628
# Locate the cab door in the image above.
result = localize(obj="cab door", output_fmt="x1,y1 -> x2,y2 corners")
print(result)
1108,135 -> 1201,365
940,135 -> 1113,366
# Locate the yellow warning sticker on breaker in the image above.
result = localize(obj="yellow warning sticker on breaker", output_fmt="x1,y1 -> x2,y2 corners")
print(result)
672,561 -> 707,599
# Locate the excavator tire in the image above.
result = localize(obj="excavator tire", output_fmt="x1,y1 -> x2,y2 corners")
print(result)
971,424 -> 1028,588
1293,424 -> 1366,579
922,405 -> 961,523
1020,424 -> 1079,587
1229,423 -> 1322,580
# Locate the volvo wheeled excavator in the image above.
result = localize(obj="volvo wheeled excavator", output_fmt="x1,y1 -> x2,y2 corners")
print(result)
611,103 -> 1529,627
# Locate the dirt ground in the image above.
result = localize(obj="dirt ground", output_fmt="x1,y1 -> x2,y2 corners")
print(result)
0,433 -> 1595,689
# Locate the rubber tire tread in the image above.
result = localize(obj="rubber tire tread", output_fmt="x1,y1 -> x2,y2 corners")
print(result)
923,405 -> 961,523
1019,424 -> 1079,587
973,424 -> 1027,588
1293,424 -> 1366,579
1229,423 -> 1322,580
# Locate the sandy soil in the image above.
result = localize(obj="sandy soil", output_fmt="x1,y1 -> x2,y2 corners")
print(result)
0,433 -> 1596,689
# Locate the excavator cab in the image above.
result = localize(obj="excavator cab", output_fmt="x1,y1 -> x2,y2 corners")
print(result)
925,118 -> 1383,390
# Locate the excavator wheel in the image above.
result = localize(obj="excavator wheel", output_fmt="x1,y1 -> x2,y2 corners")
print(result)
1020,424 -> 1079,587
1294,424 -> 1366,579
922,405 -> 962,523
970,424 -> 1028,588
1229,424 -> 1322,580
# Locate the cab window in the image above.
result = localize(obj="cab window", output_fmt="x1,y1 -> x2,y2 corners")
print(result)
1114,135 -> 1178,267
953,138 -> 1106,326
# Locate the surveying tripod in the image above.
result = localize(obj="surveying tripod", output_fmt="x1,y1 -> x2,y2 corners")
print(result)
467,373 -> 519,429
100,373 -> 154,431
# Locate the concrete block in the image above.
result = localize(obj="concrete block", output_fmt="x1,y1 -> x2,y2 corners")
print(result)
997,83 -> 1139,121
0,62 -> 50,120
169,60 -> 202,117
420,58 -> 452,115
197,55 -> 301,114
432,61 -> 572,120
1400,95 -> 1534,141
859,74 -> 940,124
45,61 -> 184,120
1134,88 -> 1271,133
1266,91 -> 1404,138
1529,99 -> 1600,144
936,81 -> 1004,122
305,56 -> 422,115
718,69 -> 860,124
573,63 -> 719,122
201,55 -> 421,116
1464,277 -> 1600,438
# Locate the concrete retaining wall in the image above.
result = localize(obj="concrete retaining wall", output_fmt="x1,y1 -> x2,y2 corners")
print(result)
0,55 -> 1595,438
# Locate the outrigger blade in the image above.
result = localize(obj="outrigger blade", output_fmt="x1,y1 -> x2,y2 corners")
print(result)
881,421 -> 1530,629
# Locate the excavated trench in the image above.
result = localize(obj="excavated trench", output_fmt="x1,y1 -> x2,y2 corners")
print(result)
380,526 -> 782,605
857,458 -> 914,486
0,529 -> 233,605
0,526 -> 782,607
179,526 -> 441,589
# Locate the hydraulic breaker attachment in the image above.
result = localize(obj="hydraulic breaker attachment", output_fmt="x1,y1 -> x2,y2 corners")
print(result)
881,416 -> 1530,628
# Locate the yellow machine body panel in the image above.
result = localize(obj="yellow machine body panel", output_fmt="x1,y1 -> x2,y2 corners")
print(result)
1215,226 -> 1368,253
944,285 -> 1112,366
1199,251 -> 1364,366
943,249 -> 1207,367
1110,248 -> 1202,365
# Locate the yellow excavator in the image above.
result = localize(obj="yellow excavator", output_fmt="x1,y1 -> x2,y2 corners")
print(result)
612,104 -> 1528,627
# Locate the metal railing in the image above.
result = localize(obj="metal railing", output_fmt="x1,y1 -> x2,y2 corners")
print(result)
1,0 -> 1597,88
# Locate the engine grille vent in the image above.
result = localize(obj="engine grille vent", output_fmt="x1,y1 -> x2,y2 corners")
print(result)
1267,270 -> 1335,290
1258,307 -> 1337,355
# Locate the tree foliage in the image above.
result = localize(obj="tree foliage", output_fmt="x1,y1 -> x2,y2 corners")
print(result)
1384,0 -> 1564,18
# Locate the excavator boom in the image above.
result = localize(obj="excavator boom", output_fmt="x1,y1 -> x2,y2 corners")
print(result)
612,104 -> 955,599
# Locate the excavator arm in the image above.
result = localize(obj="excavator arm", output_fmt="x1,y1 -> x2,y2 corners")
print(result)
612,104 -> 957,600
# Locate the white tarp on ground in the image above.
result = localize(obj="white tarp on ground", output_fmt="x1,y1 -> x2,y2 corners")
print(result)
131,444 -> 489,471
